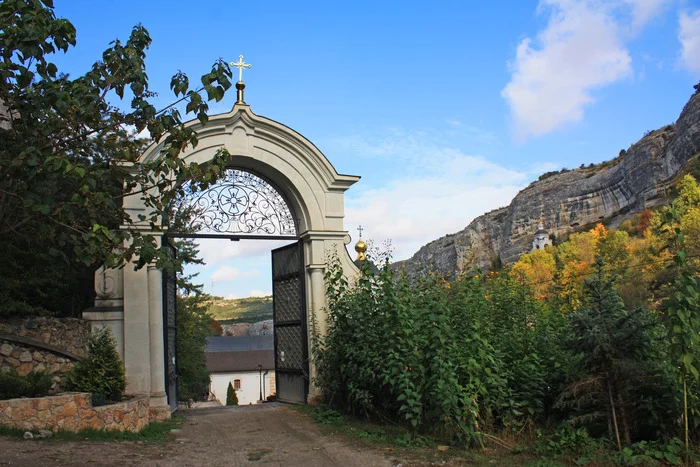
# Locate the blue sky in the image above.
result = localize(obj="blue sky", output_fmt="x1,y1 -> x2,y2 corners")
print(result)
52,0 -> 700,298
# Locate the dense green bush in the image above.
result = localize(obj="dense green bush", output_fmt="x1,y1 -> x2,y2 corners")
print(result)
315,253 -> 574,444
0,369 -> 53,399
65,328 -> 125,402
315,249 -> 691,451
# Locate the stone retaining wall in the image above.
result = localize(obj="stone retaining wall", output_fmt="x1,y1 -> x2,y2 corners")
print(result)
0,317 -> 89,393
0,393 -> 149,433
0,317 -> 89,356
0,341 -> 75,393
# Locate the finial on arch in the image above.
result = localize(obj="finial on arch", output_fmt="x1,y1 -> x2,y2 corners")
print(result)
231,55 -> 252,105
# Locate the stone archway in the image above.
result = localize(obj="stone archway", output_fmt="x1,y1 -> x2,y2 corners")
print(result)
84,98 -> 360,417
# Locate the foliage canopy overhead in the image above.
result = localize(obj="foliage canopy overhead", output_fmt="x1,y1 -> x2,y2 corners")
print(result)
0,0 -> 235,275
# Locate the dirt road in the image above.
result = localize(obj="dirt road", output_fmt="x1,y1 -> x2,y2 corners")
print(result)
0,403 -> 399,466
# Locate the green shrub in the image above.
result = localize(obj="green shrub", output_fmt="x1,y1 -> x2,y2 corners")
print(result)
66,328 -> 125,402
0,368 -> 52,399
226,382 -> 238,406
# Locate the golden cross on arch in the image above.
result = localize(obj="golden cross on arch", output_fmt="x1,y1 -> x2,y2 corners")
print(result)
231,55 -> 252,82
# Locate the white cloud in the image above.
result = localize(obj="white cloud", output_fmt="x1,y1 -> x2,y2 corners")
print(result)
679,9 -> 700,74
346,178 -> 522,262
502,0 -> 668,139
623,0 -> 670,32
210,266 -> 258,283
194,239 -> 293,266
341,130 -> 530,261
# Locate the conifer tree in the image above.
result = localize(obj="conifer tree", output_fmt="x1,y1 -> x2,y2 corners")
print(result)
561,258 -> 663,449
66,328 -> 125,402
226,381 -> 238,406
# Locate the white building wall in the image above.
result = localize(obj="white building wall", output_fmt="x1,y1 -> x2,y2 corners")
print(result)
210,371 -> 276,406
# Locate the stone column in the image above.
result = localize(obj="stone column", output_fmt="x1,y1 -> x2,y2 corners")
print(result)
308,266 -> 326,337
123,265 -> 151,396
306,264 -> 325,404
147,265 -> 168,411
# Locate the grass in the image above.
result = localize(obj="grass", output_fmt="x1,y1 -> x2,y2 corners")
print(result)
297,405 -> 700,466
208,296 -> 272,324
0,425 -> 28,438
0,414 -> 184,442
295,405 -> 544,466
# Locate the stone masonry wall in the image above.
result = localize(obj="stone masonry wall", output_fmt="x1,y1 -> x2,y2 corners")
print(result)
0,341 -> 75,393
0,393 -> 149,433
0,317 -> 90,393
0,317 -> 90,356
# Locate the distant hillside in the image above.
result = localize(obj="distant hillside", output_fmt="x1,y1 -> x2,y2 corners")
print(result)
394,87 -> 700,278
208,296 -> 272,324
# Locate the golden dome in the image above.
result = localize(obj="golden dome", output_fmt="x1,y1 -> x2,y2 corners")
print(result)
354,238 -> 368,261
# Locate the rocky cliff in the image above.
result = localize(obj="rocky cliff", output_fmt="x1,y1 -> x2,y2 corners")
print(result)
394,90 -> 700,277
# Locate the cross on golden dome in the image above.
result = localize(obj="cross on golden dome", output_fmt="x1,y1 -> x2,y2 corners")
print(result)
355,225 -> 367,261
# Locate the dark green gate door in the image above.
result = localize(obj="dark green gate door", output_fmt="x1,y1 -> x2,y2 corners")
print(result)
271,241 -> 308,403
162,239 -> 178,411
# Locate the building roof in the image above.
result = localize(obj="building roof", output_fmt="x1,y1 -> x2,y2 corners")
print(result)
206,335 -> 273,352
204,335 -> 275,373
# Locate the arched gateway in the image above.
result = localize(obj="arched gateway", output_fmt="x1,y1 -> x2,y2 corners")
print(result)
84,82 -> 359,418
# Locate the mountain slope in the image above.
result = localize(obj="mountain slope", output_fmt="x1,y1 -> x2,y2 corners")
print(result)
394,90 -> 700,277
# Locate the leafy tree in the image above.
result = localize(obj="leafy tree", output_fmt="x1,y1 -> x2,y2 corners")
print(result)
318,252 -> 512,443
660,204 -> 700,456
0,0 -> 234,316
226,381 -> 238,406
555,230 -> 597,311
511,248 -> 557,301
66,328 -> 126,402
177,293 -> 217,401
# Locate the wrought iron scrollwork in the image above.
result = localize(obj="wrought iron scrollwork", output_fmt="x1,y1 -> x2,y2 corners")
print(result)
173,169 -> 296,236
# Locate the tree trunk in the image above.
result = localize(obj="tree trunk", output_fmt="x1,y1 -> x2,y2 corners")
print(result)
607,381 -> 622,452
616,389 -> 631,446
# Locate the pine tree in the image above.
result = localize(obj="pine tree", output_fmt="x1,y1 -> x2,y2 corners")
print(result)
66,328 -> 125,402
226,382 -> 238,406
560,258 -> 664,449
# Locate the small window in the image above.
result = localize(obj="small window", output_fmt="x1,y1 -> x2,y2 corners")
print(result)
233,379 -> 241,389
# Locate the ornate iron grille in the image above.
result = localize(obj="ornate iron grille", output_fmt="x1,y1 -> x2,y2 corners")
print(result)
273,278 -> 301,323
272,241 -> 301,277
173,169 -> 296,236
276,326 -> 304,370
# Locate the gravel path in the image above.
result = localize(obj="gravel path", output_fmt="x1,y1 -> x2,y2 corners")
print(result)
0,403 -> 399,466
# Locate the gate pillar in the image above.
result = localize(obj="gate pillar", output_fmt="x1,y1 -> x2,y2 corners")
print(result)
300,231 -> 358,404
147,264 -> 168,413
123,264 -> 151,394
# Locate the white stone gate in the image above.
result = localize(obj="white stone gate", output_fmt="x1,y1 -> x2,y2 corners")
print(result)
84,92 -> 359,416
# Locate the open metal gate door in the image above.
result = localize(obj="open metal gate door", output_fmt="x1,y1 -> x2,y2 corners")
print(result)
272,241 -> 308,403
162,239 -> 178,411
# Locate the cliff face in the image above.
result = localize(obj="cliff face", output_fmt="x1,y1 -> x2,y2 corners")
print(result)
395,91 -> 700,277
